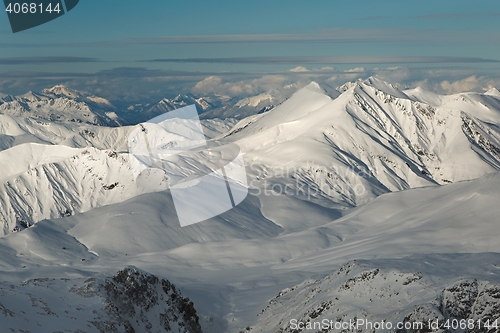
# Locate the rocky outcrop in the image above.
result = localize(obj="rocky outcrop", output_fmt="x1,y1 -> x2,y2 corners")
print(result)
0,268 -> 202,333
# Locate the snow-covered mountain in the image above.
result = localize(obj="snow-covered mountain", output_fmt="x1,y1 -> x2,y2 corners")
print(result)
0,267 -> 202,333
224,78 -> 500,208
144,94 -> 214,117
249,253 -> 500,333
0,85 -> 123,126
1,77 -> 500,333
199,85 -> 306,120
124,91 -> 283,124
0,118 -> 239,234
0,144 -> 170,235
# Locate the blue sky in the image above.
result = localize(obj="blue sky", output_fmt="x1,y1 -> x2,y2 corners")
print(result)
1,0 -> 500,98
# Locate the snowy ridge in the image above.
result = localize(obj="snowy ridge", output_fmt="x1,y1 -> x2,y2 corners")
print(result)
199,86 -> 298,120
0,116 -> 250,235
0,114 -> 231,153
0,143 -> 167,235
223,77 -> 500,208
235,92 -> 275,108
249,254 -> 500,333
0,268 -> 202,333
149,94 -> 213,114
0,85 -> 123,126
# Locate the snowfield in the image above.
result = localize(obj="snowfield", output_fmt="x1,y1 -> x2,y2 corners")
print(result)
0,78 -> 499,332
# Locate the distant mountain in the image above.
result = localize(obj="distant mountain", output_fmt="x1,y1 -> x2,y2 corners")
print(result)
0,85 -> 124,126
123,89 -> 293,123
199,85 -> 306,120
122,93 -> 218,124
1,83 -> 301,125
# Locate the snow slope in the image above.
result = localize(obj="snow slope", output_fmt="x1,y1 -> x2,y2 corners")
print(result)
222,78 -> 500,209
250,253 -> 500,333
0,166 -> 498,332
0,78 -> 500,333
0,268 -> 202,333
0,143 -> 169,235
0,86 -> 123,126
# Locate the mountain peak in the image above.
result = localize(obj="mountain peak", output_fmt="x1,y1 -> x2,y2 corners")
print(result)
358,76 -> 409,99
485,87 -> 500,97
18,91 -> 45,102
42,85 -> 82,99
337,80 -> 359,93
0,86 -> 123,126
404,86 -> 443,106
304,81 -> 326,94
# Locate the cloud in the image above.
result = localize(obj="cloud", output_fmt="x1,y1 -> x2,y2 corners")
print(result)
439,76 -> 500,94
345,67 -> 366,73
2,65 -> 500,103
193,76 -> 223,92
0,28 -> 438,49
0,67 -> 218,99
0,27 -> 472,50
2,27 -> 498,53
92,28 -> 456,46
358,15 -> 393,21
146,56 -> 499,65
116,25 -> 500,46
192,74 -> 299,97
289,66 -> 310,72
369,67 -> 500,94
412,13 -> 500,19
0,56 -> 98,65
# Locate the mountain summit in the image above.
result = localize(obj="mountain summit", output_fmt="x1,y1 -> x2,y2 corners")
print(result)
224,77 -> 500,207
0,86 -> 123,126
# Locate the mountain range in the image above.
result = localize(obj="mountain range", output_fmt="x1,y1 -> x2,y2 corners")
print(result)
0,77 -> 499,332
0,84 -> 291,128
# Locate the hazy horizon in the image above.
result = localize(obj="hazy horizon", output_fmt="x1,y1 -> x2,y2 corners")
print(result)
1,0 -> 500,100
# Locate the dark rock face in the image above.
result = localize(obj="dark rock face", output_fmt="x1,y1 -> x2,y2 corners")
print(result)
0,268 -> 203,333
99,268 -> 202,333
67,268 -> 203,333
441,279 -> 479,320
249,260 -> 500,333
400,280 -> 500,333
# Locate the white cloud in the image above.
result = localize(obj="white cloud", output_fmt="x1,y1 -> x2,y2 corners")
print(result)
2,65 -> 500,102
439,75 -> 500,94
345,67 -> 366,73
192,74 -> 297,97
191,67 -> 500,99
193,76 -> 223,92
289,66 -> 310,72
